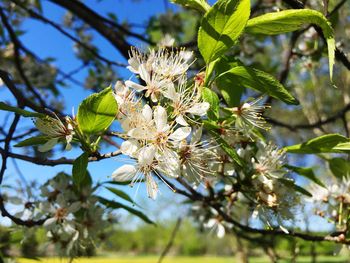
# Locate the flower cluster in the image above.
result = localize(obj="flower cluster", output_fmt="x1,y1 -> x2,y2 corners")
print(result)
39,173 -> 112,256
3,173 -> 113,257
111,47 -> 216,199
307,177 -> 350,227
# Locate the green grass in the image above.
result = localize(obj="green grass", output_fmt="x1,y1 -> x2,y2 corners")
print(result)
18,256 -> 350,263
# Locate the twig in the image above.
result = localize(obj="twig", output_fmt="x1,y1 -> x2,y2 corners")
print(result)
157,217 -> 182,263
0,148 -> 121,166
268,103 -> 350,131
10,0 -> 127,68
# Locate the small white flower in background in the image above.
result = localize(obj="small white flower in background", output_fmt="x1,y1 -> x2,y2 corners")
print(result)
253,142 -> 286,178
164,77 -> 209,126
330,177 -> 350,203
34,114 -> 75,152
158,34 -> 175,47
306,183 -> 330,203
204,210 -> 227,239
229,97 -> 270,132
42,194 -> 81,229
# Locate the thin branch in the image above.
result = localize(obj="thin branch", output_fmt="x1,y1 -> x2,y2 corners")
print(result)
157,217 -> 182,263
10,0 -> 127,68
0,128 -> 37,143
49,0 -> 133,59
268,103 -> 350,131
0,148 -> 121,166
0,196 -> 47,227
327,0 -> 347,17
0,7 -> 47,107
0,70 -> 54,115
282,0 -> 350,71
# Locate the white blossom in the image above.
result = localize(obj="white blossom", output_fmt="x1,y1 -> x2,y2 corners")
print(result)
253,142 -> 286,178
229,97 -> 270,132
34,114 -> 74,152
164,77 -> 209,126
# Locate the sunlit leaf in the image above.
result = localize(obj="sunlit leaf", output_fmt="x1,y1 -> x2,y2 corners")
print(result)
245,9 -> 335,80
198,0 -> 250,63
77,87 -> 118,134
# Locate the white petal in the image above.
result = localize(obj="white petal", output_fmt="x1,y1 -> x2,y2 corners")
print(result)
38,138 -> 58,152
191,126 -> 203,143
65,143 -> 72,151
142,104 -> 153,122
205,218 -> 216,228
163,83 -> 177,101
125,80 -> 146,91
146,174 -> 158,200
127,58 -> 140,74
179,50 -> 193,61
121,118 -> 132,132
128,127 -> 156,140
217,224 -> 225,238
121,139 -> 140,157
139,64 -> 150,83
156,149 -> 180,178
169,127 -> 191,141
44,217 -> 57,229
112,165 -> 137,182
187,102 -> 210,116
175,115 -> 188,126
150,92 -> 158,102
114,81 -> 125,94
138,145 -> 156,166
154,106 -> 168,132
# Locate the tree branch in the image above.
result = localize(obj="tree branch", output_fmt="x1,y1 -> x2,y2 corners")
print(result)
268,103 -> 350,131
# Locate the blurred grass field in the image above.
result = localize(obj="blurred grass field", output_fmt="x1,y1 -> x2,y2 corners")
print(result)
18,256 -> 350,263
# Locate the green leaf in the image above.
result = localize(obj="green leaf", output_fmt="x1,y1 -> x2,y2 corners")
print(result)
72,152 -> 89,188
278,178 -> 312,197
105,187 -> 135,205
202,87 -> 220,120
204,57 -> 220,86
14,135 -> 49,147
215,57 -> 244,106
103,180 -> 143,186
216,66 -> 298,105
332,142 -> 350,151
0,102 -> 44,118
285,134 -> 350,154
77,87 -> 118,134
171,0 -> 210,13
98,197 -> 154,225
198,0 -> 250,63
211,131 -> 243,167
285,164 -> 325,188
245,9 -> 335,80
329,158 -> 350,179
